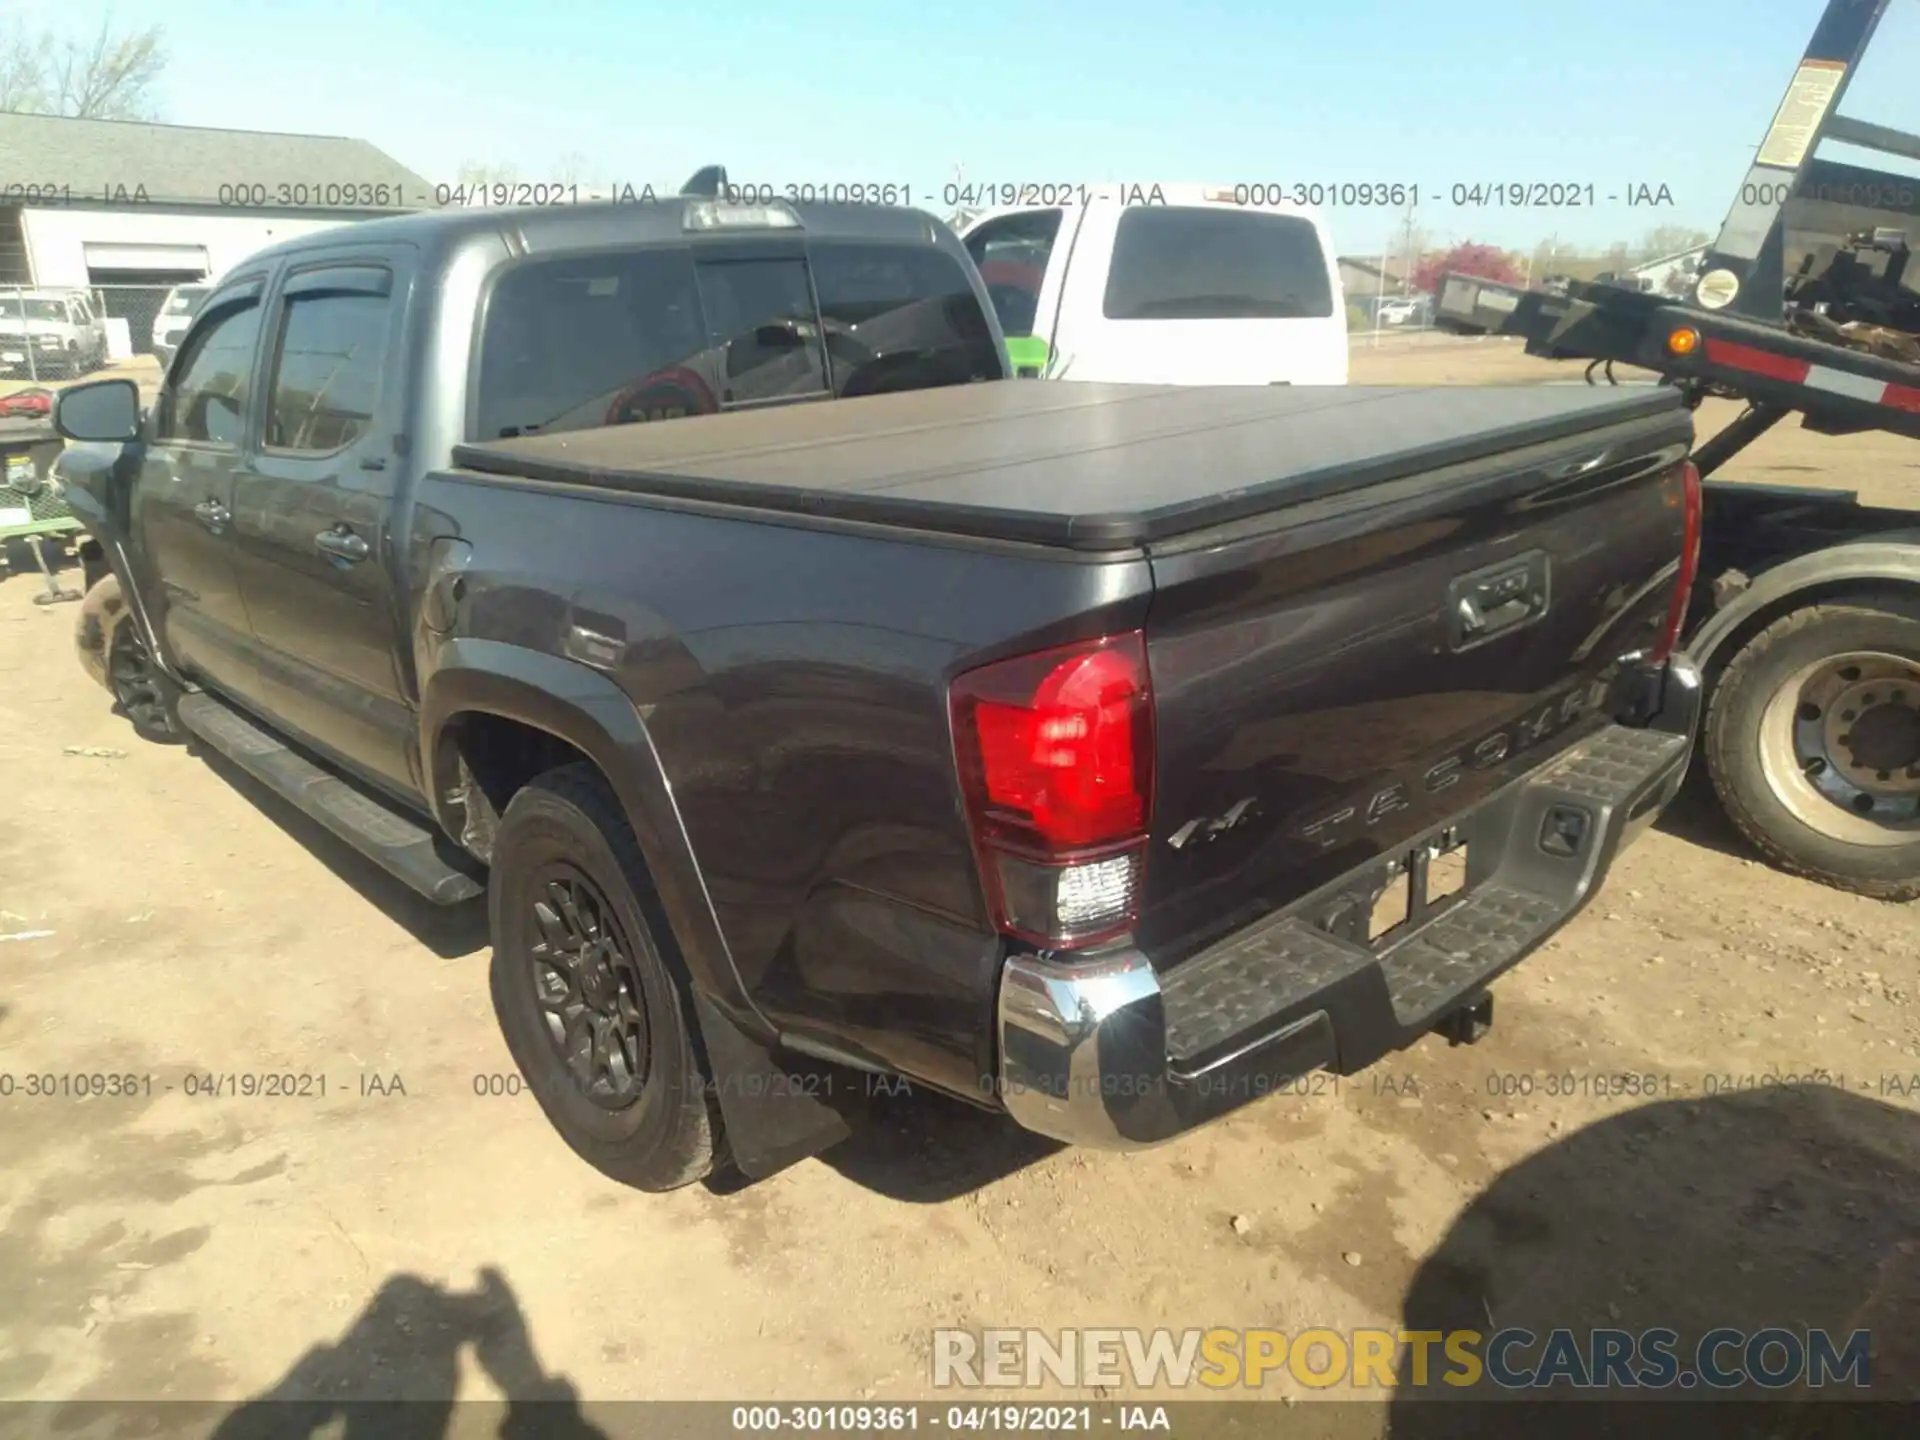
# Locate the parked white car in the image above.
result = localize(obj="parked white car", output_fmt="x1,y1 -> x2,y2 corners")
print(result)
1377,296 -> 1423,325
151,283 -> 213,370
0,289 -> 109,379
961,185 -> 1348,385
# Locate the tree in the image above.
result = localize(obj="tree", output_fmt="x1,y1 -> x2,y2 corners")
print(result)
1391,223 -> 1431,292
0,15 -> 166,120
1637,224 -> 1712,262
455,160 -> 520,187
1412,241 -> 1521,294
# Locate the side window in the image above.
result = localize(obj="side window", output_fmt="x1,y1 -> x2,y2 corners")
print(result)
962,210 -> 1064,336
474,247 -> 715,440
810,242 -> 999,398
264,290 -> 390,453
694,258 -> 828,407
156,299 -> 263,447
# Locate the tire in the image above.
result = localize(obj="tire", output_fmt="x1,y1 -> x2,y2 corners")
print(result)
1705,593 -> 1920,901
487,762 -> 725,1190
77,574 -> 184,744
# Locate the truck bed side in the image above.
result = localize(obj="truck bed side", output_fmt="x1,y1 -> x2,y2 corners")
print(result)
409,472 -> 1152,1097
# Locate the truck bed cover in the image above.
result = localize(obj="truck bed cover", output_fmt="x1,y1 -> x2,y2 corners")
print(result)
451,380 -> 1684,551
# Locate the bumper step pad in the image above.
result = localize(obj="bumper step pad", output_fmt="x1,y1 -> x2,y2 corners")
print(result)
1162,918 -> 1371,1064
1157,723 -> 1690,1071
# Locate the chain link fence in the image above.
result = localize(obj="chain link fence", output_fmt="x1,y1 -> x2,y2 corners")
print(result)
1,282 -> 177,386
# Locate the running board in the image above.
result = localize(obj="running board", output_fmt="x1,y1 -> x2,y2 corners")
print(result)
175,692 -> 484,905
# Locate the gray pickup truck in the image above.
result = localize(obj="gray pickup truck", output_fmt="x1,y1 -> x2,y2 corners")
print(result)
53,193 -> 1702,1191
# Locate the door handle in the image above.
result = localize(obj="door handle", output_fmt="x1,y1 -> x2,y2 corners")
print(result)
193,499 -> 230,532
1447,550 -> 1551,651
314,527 -> 370,563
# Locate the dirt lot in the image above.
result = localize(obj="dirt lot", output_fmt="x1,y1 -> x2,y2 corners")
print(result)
4,336 -> 1920,1435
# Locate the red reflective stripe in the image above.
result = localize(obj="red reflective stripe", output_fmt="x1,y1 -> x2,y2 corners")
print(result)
1702,338 -> 1812,382
1885,382 -> 1920,413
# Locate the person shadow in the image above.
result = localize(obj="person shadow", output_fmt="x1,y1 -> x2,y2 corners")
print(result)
211,1266 -> 606,1440
1387,1084 -> 1920,1438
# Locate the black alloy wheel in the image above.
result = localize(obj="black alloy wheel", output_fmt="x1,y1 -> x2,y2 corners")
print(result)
524,864 -> 653,1109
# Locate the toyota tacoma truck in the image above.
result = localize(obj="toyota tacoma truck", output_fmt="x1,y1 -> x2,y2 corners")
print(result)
53,192 -> 1703,1191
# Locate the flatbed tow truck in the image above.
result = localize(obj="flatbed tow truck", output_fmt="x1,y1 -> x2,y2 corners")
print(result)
1434,0 -> 1920,900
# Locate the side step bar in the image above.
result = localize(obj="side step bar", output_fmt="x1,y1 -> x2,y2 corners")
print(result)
176,692 -> 484,905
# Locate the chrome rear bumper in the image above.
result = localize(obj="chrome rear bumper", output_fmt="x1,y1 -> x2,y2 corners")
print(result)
996,655 -> 1702,1149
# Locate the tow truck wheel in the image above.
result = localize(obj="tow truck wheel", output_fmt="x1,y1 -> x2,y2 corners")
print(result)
488,761 -> 727,1191
1706,593 -> 1920,901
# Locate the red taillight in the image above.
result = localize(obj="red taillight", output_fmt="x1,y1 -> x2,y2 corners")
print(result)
950,632 -> 1153,949
1653,459 -> 1703,662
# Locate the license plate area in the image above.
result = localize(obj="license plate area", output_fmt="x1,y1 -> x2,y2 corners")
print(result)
1366,832 -> 1470,948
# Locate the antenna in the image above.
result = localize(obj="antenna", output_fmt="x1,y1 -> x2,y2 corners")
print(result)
679,165 -> 729,198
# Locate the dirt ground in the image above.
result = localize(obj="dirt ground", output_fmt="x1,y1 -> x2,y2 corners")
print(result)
4,335 -> 1920,1435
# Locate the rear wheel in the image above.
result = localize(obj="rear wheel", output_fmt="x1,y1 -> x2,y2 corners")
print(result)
1706,593 -> 1920,900
487,762 -> 725,1190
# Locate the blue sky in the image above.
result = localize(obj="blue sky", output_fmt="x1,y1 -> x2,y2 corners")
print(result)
42,0 -> 1920,256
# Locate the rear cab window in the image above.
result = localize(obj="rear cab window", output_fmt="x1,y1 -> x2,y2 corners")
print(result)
1102,207 -> 1334,320
472,238 -> 999,442
812,242 -> 1000,396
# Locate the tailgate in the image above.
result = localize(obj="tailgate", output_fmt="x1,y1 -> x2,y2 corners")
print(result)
1136,392 -> 1693,965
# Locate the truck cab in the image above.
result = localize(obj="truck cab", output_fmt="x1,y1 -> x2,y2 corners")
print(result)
961,185 -> 1348,386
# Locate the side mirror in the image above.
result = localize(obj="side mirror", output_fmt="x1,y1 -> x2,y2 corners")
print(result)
53,378 -> 141,443
1003,335 -> 1051,378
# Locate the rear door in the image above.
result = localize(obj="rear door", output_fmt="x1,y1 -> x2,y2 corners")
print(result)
225,253 -> 417,798
132,278 -> 266,695
961,206 -> 1079,367
1053,187 -> 1349,385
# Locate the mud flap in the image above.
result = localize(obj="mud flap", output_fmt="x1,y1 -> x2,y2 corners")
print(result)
693,993 -> 852,1179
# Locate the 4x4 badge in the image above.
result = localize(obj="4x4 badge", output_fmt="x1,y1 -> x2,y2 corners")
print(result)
1168,797 -> 1258,850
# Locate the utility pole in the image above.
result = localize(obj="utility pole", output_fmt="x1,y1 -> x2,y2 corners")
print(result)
1399,197 -> 1417,296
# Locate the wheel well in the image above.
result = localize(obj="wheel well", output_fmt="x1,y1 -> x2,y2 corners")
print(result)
440,711 -> 600,864
1699,576 -> 1920,695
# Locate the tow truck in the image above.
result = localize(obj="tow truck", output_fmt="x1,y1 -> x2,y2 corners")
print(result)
1433,0 -> 1920,900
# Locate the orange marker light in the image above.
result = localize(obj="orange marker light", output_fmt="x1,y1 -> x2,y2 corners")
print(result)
1667,327 -> 1701,356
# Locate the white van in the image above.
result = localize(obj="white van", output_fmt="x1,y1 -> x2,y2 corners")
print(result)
960,185 -> 1348,385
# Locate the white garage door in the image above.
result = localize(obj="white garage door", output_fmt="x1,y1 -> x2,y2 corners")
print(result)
83,242 -> 211,275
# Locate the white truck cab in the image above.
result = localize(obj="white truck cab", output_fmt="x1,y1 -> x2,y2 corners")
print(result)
960,184 -> 1348,386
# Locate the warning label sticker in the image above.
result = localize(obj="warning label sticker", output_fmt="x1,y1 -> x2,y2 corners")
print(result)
1755,58 -> 1847,170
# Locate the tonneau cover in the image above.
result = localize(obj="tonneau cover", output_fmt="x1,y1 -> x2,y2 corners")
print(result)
451,380 -> 1684,551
